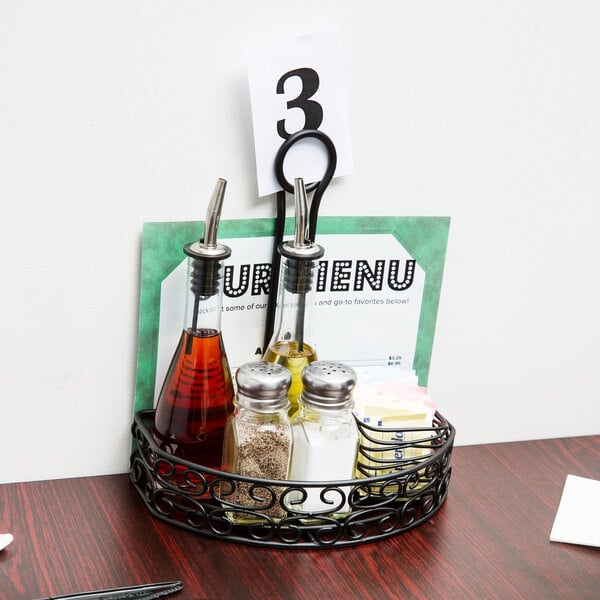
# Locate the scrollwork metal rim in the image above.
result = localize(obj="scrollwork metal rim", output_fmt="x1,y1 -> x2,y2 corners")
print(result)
129,409 -> 455,548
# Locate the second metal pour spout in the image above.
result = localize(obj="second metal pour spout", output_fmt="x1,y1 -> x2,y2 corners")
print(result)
293,177 -> 310,249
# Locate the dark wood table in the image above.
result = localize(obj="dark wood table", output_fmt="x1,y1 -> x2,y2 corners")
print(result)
1,435 -> 598,600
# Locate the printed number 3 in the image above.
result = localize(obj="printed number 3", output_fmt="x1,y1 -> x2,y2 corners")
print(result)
276,67 -> 323,139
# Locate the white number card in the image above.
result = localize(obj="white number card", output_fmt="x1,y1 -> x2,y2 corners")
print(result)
246,28 -> 353,197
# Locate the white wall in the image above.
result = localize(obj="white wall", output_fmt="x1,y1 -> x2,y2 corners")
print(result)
1,1 -> 599,484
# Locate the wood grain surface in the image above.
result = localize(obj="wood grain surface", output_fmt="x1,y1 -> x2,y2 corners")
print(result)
1,435 -> 598,600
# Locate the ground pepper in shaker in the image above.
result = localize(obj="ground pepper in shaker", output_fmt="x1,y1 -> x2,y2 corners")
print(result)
221,362 -> 293,523
289,361 -> 359,518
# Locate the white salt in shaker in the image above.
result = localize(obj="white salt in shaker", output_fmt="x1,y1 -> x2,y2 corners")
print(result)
289,361 -> 359,518
221,362 -> 293,523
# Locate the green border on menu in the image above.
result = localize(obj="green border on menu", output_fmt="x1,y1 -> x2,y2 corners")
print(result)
133,216 -> 450,413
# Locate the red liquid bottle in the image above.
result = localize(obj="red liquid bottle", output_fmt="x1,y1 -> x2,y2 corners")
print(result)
152,328 -> 234,468
152,178 -> 234,481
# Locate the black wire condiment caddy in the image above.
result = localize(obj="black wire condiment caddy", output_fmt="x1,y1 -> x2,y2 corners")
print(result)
130,130 -> 455,548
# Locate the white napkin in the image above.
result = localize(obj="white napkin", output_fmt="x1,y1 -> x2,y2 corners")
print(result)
0,533 -> 13,551
550,474 -> 600,547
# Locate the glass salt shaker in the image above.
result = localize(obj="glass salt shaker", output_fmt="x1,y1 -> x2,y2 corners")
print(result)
289,361 -> 359,518
221,362 -> 293,523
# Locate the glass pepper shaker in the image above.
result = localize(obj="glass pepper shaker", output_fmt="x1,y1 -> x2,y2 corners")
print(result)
221,362 -> 293,523
289,361 -> 359,518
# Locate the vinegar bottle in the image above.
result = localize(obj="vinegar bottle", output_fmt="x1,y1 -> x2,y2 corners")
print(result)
152,178 -> 234,472
263,178 -> 324,415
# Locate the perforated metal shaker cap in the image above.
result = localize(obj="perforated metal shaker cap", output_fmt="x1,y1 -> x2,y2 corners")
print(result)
301,361 -> 357,409
236,362 -> 292,411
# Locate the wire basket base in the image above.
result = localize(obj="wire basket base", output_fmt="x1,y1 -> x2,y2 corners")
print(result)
130,410 -> 455,549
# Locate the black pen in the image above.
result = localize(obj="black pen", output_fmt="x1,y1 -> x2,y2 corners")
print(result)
38,580 -> 183,600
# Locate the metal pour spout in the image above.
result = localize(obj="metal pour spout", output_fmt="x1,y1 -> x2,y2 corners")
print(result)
184,178 -> 231,261
204,178 -> 226,248
293,178 -> 310,248
278,178 -> 324,263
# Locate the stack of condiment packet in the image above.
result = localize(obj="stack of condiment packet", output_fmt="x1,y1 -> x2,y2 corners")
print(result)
352,366 -> 437,481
